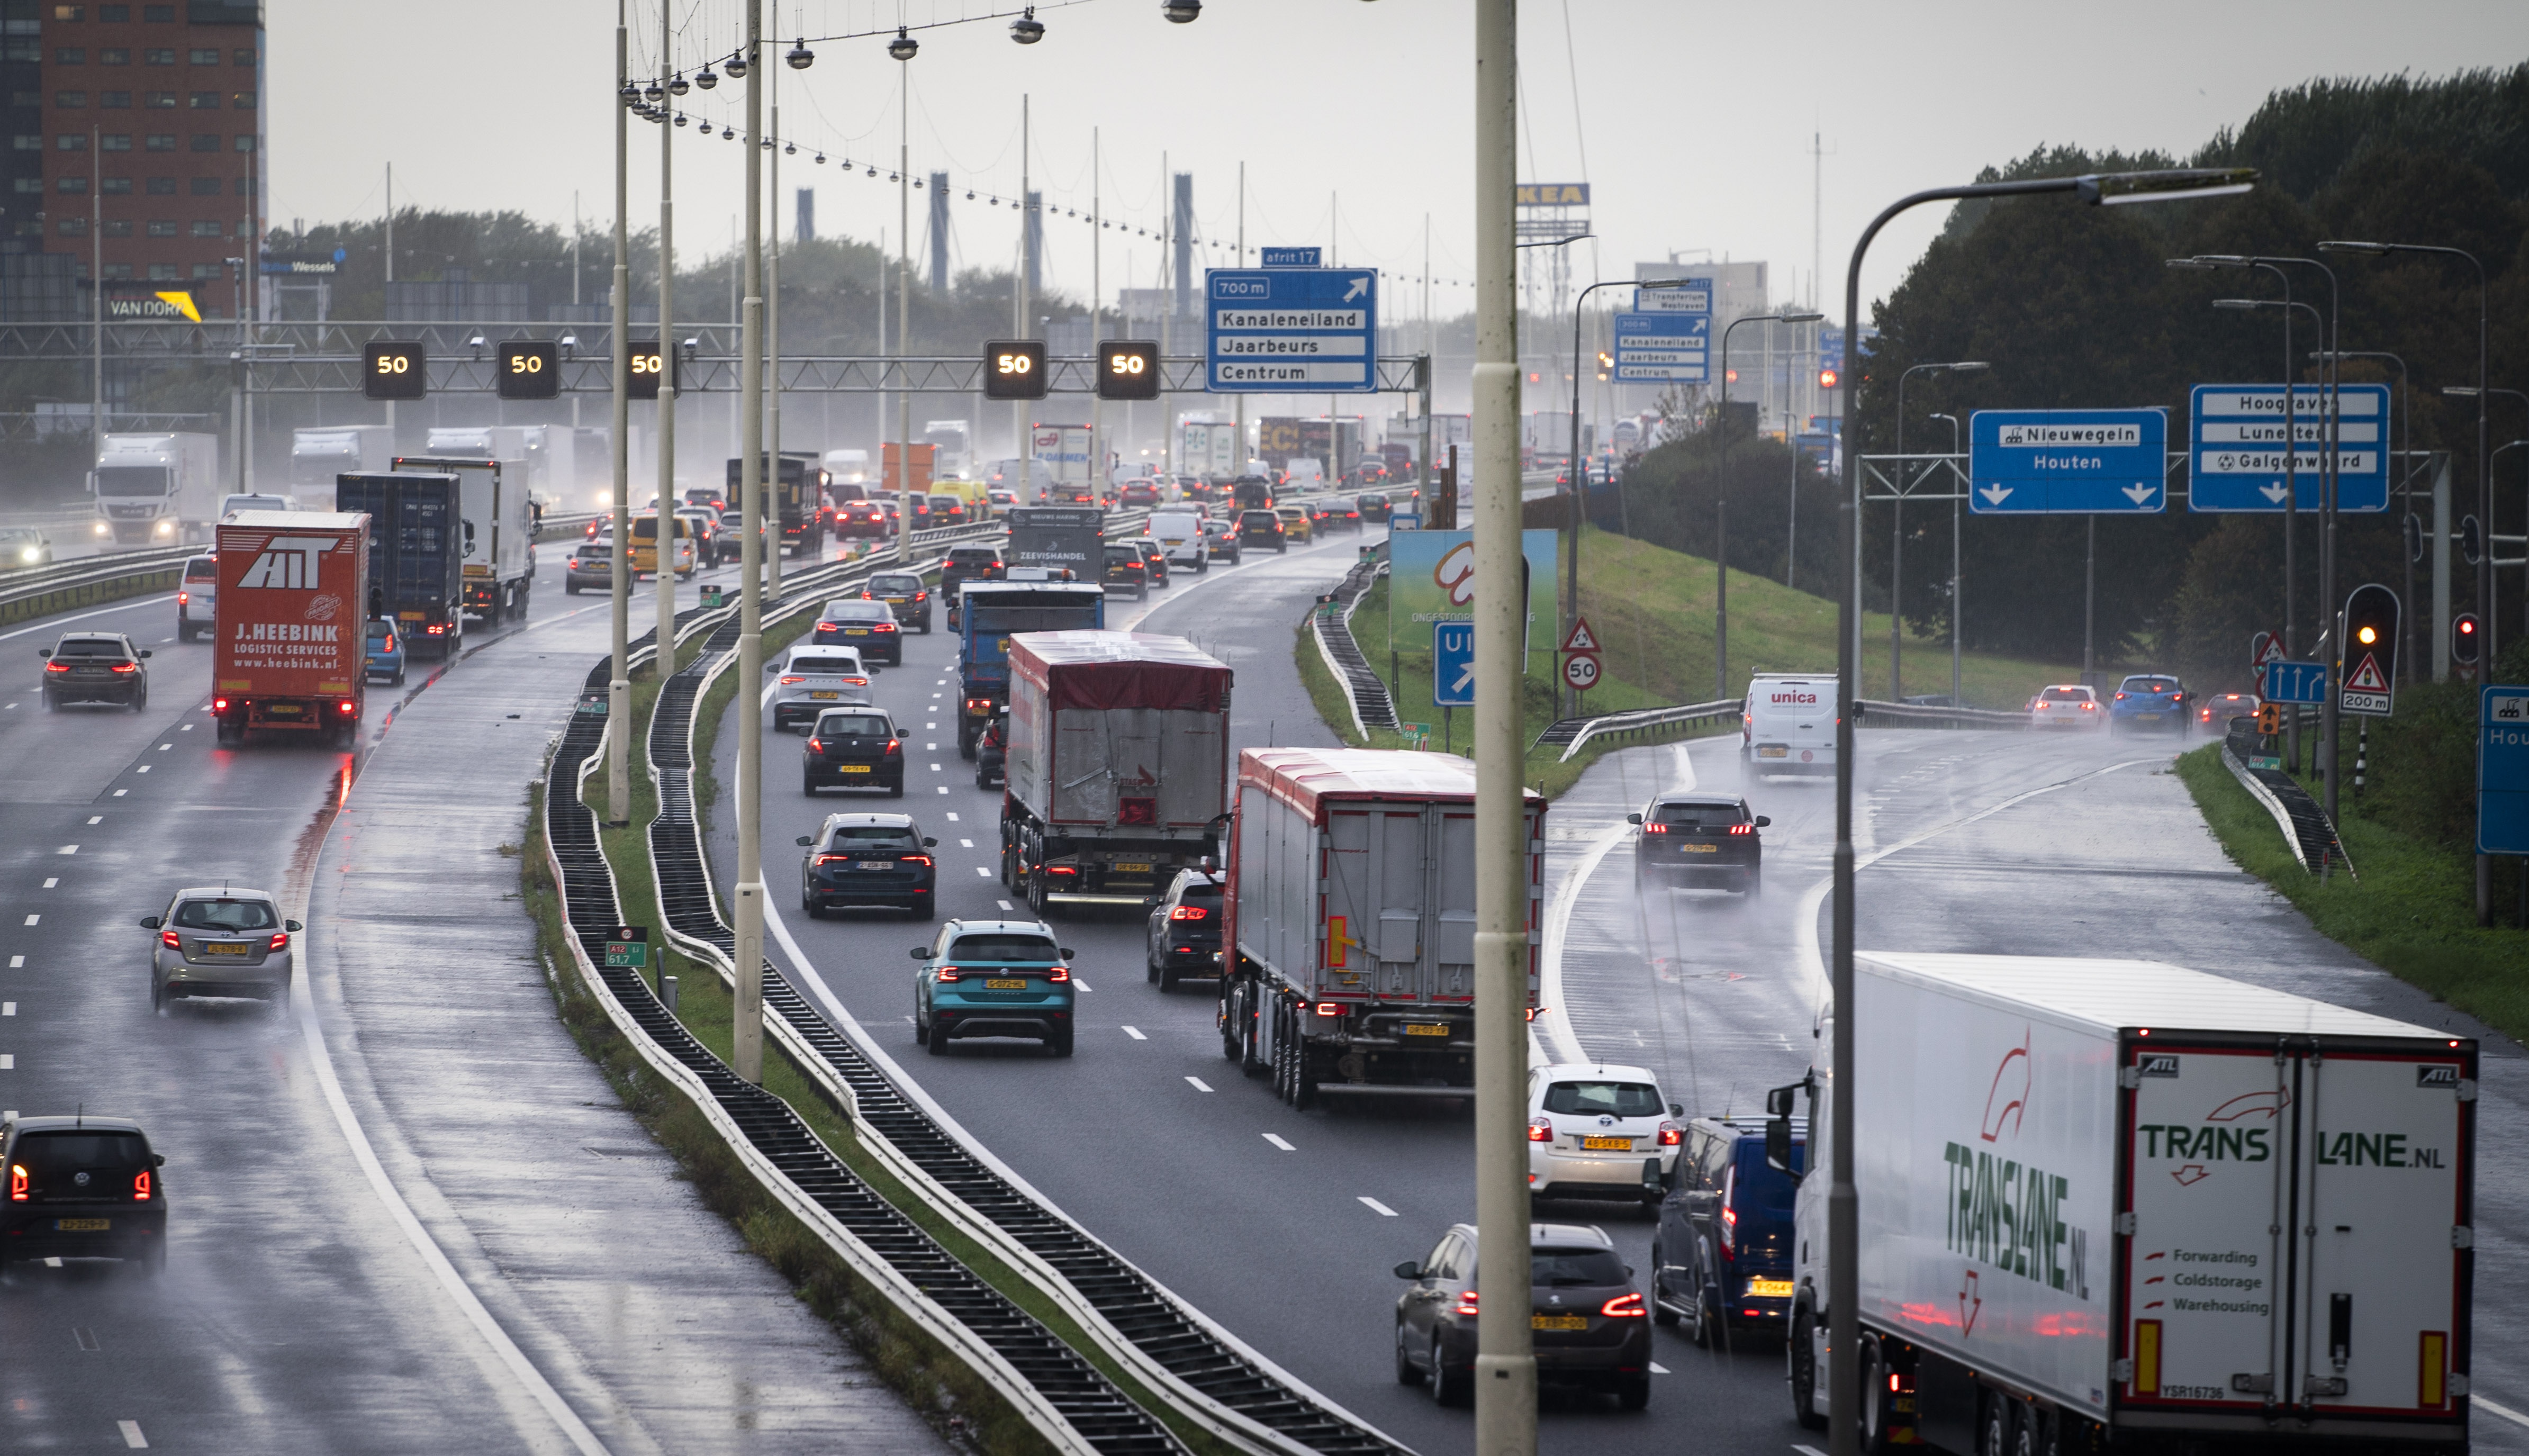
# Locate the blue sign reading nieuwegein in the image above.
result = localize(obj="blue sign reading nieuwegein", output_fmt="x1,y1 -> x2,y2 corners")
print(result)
2188,384 -> 2393,513
1205,267 -> 1376,393
1968,409 -> 2169,514
2481,688 -> 2529,854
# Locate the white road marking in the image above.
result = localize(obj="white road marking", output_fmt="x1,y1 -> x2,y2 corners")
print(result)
112,789 -> 126,796
959,838 -> 974,848
936,785 -> 949,794
927,743 -> 938,750
86,816 -> 101,825
157,743 -> 170,752
1185,1075 -> 1213,1092
179,724 -> 191,731
6,956 -> 19,967
1,1055 -> 14,1069
1263,1133 -> 1295,1151
134,765 -> 149,773
1121,1025 -> 1146,1040
930,692 -> 941,698
997,899 -> 1013,911
21,915 -> 34,926
1075,980 -> 1091,992
944,812 -> 959,821
119,1418 -> 147,1448
56,845 -> 76,854
1649,1361 -> 1670,1374
1795,1445 -> 1829,1456
1358,1196 -> 1398,1217
975,866 -> 991,878
2,1003 -> 13,1016
0,592 -> 180,643
930,763 -> 942,771
41,879 -> 56,890
2479,1397 -> 2529,1432
925,722 -> 936,729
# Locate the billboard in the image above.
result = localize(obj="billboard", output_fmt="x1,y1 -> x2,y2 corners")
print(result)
1387,529 -> 1560,676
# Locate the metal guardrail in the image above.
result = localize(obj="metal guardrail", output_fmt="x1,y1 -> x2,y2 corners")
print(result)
1537,698 -> 1742,761
0,543 -> 193,627
2221,722 -> 2352,878
1313,549 -> 1397,739
1853,698 -> 2031,730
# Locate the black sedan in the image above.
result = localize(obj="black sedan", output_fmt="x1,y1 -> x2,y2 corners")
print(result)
1144,868 -> 1225,991
1237,509 -> 1287,552
797,812 -> 937,919
814,599 -> 905,664
803,708 -> 906,796
863,572 -> 934,633
1395,1222 -> 1650,1409
1356,492 -> 1392,522
41,632 -> 150,711
1630,793 -> 1767,895
0,1115 -> 168,1274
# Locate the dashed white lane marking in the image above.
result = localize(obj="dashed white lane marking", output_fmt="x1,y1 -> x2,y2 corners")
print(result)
930,692 -> 941,699
178,724 -> 190,731
134,765 -> 149,774
2,1003 -> 13,1016
1650,1361 -> 1670,1374
1263,1133 -> 1295,1152
1,1055 -> 14,1069
112,789 -> 125,797
21,915 -> 34,926
975,867 -> 992,878
6,955 -> 19,967
2478,1397 -> 2529,1432
936,785 -> 949,794
944,812 -> 959,821
959,838 -> 974,848
118,1418 -> 147,1448
86,817 -> 101,825
1185,1075 -> 1212,1092
1796,1445 -> 1831,1456
997,899 -> 1013,911
41,879 -> 56,890
927,743 -> 938,750
1074,980 -> 1091,992
156,744 -> 169,752
929,762 -> 942,772
1358,1196 -> 1398,1217
56,845 -> 76,854
1122,1025 -> 1146,1041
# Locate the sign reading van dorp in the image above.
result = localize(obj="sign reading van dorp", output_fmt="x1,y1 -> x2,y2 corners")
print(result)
103,291 -> 201,323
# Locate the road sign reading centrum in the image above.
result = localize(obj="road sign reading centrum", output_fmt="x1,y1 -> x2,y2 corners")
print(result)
1968,409 -> 2169,513
1612,311 -> 1708,384
2187,384 -> 2391,513
1205,267 -> 1377,393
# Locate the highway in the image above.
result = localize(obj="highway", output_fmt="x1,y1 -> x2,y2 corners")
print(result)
1,540 -> 946,1453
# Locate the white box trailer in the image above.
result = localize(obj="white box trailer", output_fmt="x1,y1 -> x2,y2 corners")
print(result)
288,426 -> 393,502
1220,748 -> 1543,1108
1780,953 -> 2476,1453
393,454 -> 534,622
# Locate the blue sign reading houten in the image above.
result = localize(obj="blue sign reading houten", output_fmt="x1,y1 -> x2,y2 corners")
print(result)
1968,409 -> 2169,514
2482,688 -> 2529,854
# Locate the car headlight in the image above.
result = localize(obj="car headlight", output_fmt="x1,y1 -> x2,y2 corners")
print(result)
19,547 -> 36,563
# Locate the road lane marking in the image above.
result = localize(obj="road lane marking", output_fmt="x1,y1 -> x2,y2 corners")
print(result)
1075,980 -> 1091,992
178,724 -> 190,731
21,915 -> 34,926
1263,1133 -> 1295,1151
134,765 -> 148,773
928,742 -> 938,750
1796,1445 -> 1829,1456
1358,1197 -> 1398,1217
1185,1075 -> 1212,1092
2,1004 -> 13,1016
944,812 -> 959,821
75,1326 -> 98,1350
157,744 -> 170,752
113,789 -> 125,795
2479,1397 -> 2529,1432
57,845 -> 76,854
86,817 -> 101,825
118,1419 -> 147,1449
930,763 -> 942,771
936,785 -> 948,794
959,838 -> 973,847
1122,1025 -> 1146,1040
997,899 -> 1013,911
7,955 -> 19,967
976,867 -> 992,878
41,879 -> 56,890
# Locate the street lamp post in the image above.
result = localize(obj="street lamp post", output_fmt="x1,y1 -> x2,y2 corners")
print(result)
607,6 -> 634,825
1927,411 -> 1962,705
2211,293 -> 2323,781
1892,361 -> 1987,700
731,2 -> 766,1084
654,0 -> 678,675
1565,276 -> 1682,713
1718,309 -> 1823,697
1828,167 -> 2254,1456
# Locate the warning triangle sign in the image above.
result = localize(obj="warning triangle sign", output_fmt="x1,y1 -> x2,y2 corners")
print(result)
1560,617 -> 1601,654
2255,630 -> 2287,666
2346,653 -> 2388,692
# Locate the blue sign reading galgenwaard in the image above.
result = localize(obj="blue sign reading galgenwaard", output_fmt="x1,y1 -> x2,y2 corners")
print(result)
1205,267 -> 1377,394
2188,384 -> 2392,513
1968,409 -> 2169,514
2482,687 -> 2529,854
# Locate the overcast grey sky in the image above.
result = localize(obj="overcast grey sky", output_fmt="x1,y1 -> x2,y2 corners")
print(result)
274,1 -> 2529,316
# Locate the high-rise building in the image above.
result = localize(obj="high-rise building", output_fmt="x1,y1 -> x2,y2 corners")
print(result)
6,1 -> 263,318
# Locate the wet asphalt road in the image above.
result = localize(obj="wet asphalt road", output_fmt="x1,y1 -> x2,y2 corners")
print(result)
2,545 -> 945,1454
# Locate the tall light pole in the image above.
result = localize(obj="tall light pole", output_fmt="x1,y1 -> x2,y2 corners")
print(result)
2443,384 -> 2528,638
1565,275 -> 1677,713
893,28 -> 917,564
1892,360 -> 1987,700
607,5 -> 633,825
2211,292 -> 2320,776
1927,411 -> 1963,706
1719,308 -> 1822,697
731,2 -> 766,1085
1829,167 -> 2254,1456
1472,3 -> 1534,1454
653,3 -> 678,668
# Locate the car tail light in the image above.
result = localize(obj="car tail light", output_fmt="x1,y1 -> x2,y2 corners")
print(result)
915,591 -> 927,601
1169,906 -> 1208,920
876,622 -> 897,632
1048,964 -> 1071,983
161,930 -> 180,951
1730,823 -> 1756,835
1528,1116 -> 1553,1143
8,1164 -> 24,1201
133,1170 -> 152,1201
1600,1292 -> 1647,1318
2114,691 -> 2126,699
380,633 -> 395,652
900,854 -> 933,868
43,661 -> 68,673
934,965 -> 959,982
1640,822 -> 1666,834
269,931 -> 290,952
805,738 -> 823,753
1657,1120 -> 1683,1146
814,854 -> 849,866
2081,702 -> 2097,710
844,676 -> 869,688
111,662 -> 139,674
1453,1289 -> 1479,1317
861,590 -> 874,600
779,675 -> 805,685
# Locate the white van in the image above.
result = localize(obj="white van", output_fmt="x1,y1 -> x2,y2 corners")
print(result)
1742,672 -> 1835,775
1146,509 -> 1209,572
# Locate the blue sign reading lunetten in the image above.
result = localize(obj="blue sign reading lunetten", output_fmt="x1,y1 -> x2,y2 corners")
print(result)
2482,687 -> 2529,854
2188,384 -> 2392,513
1968,409 -> 2169,513
1205,267 -> 1377,393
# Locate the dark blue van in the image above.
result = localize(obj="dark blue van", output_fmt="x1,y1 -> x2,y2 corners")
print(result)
1650,1114 -> 1807,1344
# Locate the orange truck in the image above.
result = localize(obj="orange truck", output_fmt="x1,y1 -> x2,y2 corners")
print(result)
211,510 -> 369,747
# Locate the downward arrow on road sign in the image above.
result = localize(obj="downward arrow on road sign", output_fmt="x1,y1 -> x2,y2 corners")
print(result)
1980,485 -> 2014,507
2124,484 -> 2158,506
2261,483 -> 2290,504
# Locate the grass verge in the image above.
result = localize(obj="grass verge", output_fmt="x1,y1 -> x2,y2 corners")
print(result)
2173,743 -> 2528,1044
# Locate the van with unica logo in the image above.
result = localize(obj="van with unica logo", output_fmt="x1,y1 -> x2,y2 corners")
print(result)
1742,672 -> 1833,775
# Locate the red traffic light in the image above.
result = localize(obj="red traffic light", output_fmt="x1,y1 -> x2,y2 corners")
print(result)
1818,368 -> 1840,389
2454,611 -> 2482,665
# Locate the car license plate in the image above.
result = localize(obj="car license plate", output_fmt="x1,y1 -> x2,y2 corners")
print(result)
883,597 -> 907,605
1113,862 -> 1153,873
56,1218 -> 109,1231
1580,1135 -> 1632,1151
1403,1023 -> 1451,1037
984,978 -> 1028,990
1163,538 -> 1182,546
2135,712 -> 2161,720
1532,1315 -> 1588,1332
205,942 -> 252,956
856,861 -> 893,871
810,691 -> 840,700
1680,843 -> 1718,853
838,764 -> 872,774
1746,1278 -> 1795,1298
844,628 -> 870,636
1758,745 -> 1787,758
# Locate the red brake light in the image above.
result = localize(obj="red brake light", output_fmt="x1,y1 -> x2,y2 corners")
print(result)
110,661 -> 139,673
8,1164 -> 24,1201
779,675 -> 805,685
177,591 -> 188,604
1169,905 -> 1208,920
1600,1292 -> 1647,1318
42,661 -> 69,673
1048,964 -> 1071,983
381,634 -> 395,652
876,622 -> 897,632
884,738 -> 900,752
1528,1116 -> 1553,1143
1729,823 -> 1754,835
2115,691 -> 2127,699
339,700 -> 357,715
213,697 -> 228,712
900,855 -> 933,867
1657,1120 -> 1683,1146
804,738 -> 823,753
134,1170 -> 151,1202
934,965 -> 959,982
814,853 -> 848,866
1453,1288 -> 1479,1317
1045,864 -> 1078,876
161,929 -> 180,951
1315,1001 -> 1343,1018
915,591 -> 927,601
269,931 -> 290,952
1641,822 -> 1666,834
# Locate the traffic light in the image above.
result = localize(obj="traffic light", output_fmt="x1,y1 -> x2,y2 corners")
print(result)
495,340 -> 560,401
362,341 -> 426,401
625,340 -> 666,401
2257,702 -> 2284,735
983,340 -> 1047,401
1097,339 -> 1160,401
2461,514 -> 2483,567
2341,583 -> 2400,711
2453,611 -> 2482,666
1818,367 -> 1840,390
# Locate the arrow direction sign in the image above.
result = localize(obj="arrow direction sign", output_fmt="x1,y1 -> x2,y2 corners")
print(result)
2262,659 -> 2329,706
1612,310 -> 1709,384
1433,621 -> 1476,708
1206,267 -> 1377,393
1969,409 -> 2169,514
2188,384 -> 2392,513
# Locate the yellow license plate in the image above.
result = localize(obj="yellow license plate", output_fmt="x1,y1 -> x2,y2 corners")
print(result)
266,704 -> 302,716
810,691 -> 840,700
984,978 -> 1028,990
1403,1023 -> 1451,1037
1758,745 -> 1787,758
56,1218 -> 110,1231
1532,1315 -> 1588,1331
1746,1279 -> 1795,1298
838,765 -> 872,774
205,943 -> 252,956
883,598 -> 907,604
844,628 -> 870,635
1113,862 -> 1152,873
1581,1135 -> 1632,1151
1680,844 -> 1719,853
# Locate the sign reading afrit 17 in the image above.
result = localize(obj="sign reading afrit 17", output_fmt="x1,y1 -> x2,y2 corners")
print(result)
2187,384 -> 2392,513
1968,409 -> 2169,514
1204,267 -> 1377,393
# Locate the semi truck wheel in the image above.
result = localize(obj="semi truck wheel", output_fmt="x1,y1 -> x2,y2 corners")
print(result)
1789,1309 -> 1827,1430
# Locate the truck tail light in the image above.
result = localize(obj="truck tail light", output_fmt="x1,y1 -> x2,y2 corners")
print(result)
213,697 -> 229,712
427,623 -> 446,635
1599,1293 -> 1647,1318
133,1170 -> 152,1201
269,932 -> 290,952
1528,1117 -> 1553,1143
161,930 -> 181,951
1048,965 -> 1070,983
1168,906 -> 1208,920
965,698 -> 992,715
1657,1120 -> 1683,1146
8,1164 -> 24,1201
338,700 -> 357,716
1045,864 -> 1078,876
1315,1001 -> 1343,1018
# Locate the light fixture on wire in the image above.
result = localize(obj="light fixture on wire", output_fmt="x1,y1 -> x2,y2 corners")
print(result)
722,125 -> 736,140
694,63 -> 718,89
1010,6 -> 1044,42
887,26 -> 918,60
786,38 -> 814,70
1161,0 -> 1201,20
643,79 -> 664,103
814,152 -> 825,164
784,142 -> 796,156
724,48 -> 748,79
674,113 -> 689,128
669,72 -> 689,96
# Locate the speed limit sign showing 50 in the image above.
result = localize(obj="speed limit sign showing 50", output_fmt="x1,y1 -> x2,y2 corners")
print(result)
1562,653 -> 1601,692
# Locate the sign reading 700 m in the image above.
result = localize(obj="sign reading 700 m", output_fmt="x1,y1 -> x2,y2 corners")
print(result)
1204,267 -> 1377,394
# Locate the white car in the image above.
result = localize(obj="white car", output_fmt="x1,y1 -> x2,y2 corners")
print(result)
1146,510 -> 1209,573
1527,1062 -> 1684,1209
769,645 -> 874,731
2028,682 -> 2103,730
176,553 -> 218,641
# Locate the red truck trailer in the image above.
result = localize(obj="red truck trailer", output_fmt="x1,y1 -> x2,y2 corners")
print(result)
212,510 -> 369,747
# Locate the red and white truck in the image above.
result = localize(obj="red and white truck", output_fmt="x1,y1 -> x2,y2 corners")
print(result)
211,510 -> 369,747
1778,953 -> 2477,1453
1219,748 -> 1544,1109
999,631 -> 1233,915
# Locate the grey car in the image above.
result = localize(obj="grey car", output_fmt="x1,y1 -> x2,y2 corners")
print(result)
41,631 -> 150,710
140,888 -> 300,1011
563,541 -> 613,594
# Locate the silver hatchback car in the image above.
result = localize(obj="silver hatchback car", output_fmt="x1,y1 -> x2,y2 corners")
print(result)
139,889 -> 300,1011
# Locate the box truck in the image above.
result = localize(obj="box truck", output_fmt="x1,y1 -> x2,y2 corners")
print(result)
924,419 -> 974,480
288,427 -> 393,502
1002,504 -> 1105,582
954,578 -> 1106,758
1777,953 -> 2476,1454
998,632 -> 1231,917
211,510 -> 368,746
1032,424 -> 1094,502
394,454 -> 534,623
727,452 -> 827,556
335,473 -> 466,658
1219,748 -> 1545,1109
91,432 -> 221,546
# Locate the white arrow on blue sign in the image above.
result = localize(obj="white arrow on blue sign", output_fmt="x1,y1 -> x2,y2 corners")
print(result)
1433,622 -> 1476,708
2262,659 -> 2329,706
2482,688 -> 2529,854
1205,267 -> 1377,393
1612,312 -> 1708,383
1968,409 -> 2169,513
2188,384 -> 2392,513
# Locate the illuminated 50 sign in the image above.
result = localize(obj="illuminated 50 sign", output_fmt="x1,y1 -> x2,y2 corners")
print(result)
496,340 -> 559,401
1097,339 -> 1159,402
982,339 -> 1046,401
362,341 -> 426,401
626,341 -> 668,401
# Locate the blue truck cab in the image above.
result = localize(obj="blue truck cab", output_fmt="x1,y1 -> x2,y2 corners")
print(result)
954,580 -> 1105,759
1651,1114 -> 1807,1345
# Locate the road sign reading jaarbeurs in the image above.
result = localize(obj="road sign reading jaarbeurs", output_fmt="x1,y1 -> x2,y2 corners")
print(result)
2480,688 -> 2529,854
2187,384 -> 2392,513
1613,311 -> 1708,384
1969,409 -> 2170,513
1388,529 -> 1559,676
1205,266 -> 1376,393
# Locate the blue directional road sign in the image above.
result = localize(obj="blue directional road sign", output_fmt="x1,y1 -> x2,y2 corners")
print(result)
1433,621 -> 1476,708
2262,659 -> 2329,706
1206,267 -> 1376,393
2483,687 -> 2529,854
1613,311 -> 1708,384
1968,409 -> 2170,514
2188,384 -> 2392,513
1260,246 -> 1321,268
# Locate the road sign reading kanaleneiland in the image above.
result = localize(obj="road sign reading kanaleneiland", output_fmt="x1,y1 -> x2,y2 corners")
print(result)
1205,266 -> 1376,393
1613,311 -> 1709,384
1969,409 -> 2169,513
2187,384 -> 2392,513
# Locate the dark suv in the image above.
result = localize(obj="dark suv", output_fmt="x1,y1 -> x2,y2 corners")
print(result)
1629,793 -> 1767,895
1650,1115 -> 1806,1345
864,572 -> 934,633
40,631 -> 150,711
803,709 -> 906,796
1144,869 -> 1224,991
1394,1222 -> 1651,1409
0,1115 -> 168,1274
1238,509 -> 1287,552
940,547 -> 1004,627
1102,543 -> 1149,599
798,812 -> 938,919
814,599 -> 904,664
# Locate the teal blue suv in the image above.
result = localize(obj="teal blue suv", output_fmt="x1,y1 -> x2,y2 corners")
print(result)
912,919 -> 1076,1057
